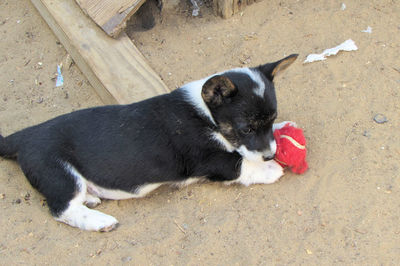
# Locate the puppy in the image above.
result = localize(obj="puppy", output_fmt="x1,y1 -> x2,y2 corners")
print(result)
0,54 -> 298,231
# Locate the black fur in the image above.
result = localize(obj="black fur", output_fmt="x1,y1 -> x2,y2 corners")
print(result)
0,90 -> 242,215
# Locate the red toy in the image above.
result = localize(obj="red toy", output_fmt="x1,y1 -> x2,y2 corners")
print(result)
273,123 -> 308,174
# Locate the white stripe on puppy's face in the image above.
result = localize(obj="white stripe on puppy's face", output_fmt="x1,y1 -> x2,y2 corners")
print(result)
230,68 -> 266,98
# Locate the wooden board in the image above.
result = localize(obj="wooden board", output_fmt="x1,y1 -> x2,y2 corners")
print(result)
31,0 -> 169,105
75,0 -> 146,38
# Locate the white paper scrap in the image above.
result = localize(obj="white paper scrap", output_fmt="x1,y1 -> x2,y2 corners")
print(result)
341,3 -> 346,10
56,65 -> 64,87
361,26 -> 372,33
304,39 -> 358,64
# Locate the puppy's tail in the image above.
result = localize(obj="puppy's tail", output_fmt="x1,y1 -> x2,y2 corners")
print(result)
0,133 -> 19,159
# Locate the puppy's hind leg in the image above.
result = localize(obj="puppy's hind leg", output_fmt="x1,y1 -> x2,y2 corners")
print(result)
56,162 -> 118,231
19,158 -> 118,231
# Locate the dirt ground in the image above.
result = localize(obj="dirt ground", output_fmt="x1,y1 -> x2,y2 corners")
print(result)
1,0 -> 399,264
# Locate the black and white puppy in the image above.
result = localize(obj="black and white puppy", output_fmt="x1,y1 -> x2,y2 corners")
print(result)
0,54 -> 298,231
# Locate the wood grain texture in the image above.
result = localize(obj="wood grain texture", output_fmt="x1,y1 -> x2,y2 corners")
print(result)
75,0 -> 146,37
31,0 -> 169,105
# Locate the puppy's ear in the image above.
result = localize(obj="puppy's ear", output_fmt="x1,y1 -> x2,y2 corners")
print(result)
202,75 -> 237,108
258,54 -> 298,81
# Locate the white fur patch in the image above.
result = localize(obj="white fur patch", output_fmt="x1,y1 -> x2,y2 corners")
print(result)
269,139 -> 277,155
135,183 -> 163,197
236,140 -> 276,162
181,77 -> 216,125
176,177 -> 205,187
212,132 -> 235,152
236,144 -> 277,162
57,162 -> 118,231
235,158 -> 284,186
230,68 -> 266,98
56,203 -> 119,232
85,180 -> 163,200
237,145 -> 264,162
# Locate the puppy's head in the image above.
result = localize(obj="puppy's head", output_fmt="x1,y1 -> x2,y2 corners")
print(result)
203,54 -> 298,162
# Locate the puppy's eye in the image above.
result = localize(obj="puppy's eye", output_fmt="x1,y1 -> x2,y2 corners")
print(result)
240,127 -> 253,134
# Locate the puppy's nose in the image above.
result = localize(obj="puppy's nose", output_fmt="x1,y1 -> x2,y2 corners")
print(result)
262,154 -> 275,161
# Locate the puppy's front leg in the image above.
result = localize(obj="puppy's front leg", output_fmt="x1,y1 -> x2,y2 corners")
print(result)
234,159 -> 284,186
196,151 -> 242,182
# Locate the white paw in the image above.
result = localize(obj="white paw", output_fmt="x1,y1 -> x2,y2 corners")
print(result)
273,121 -> 297,131
56,204 -> 119,232
86,210 -> 119,232
84,193 -> 101,208
236,159 -> 284,186
261,160 -> 284,184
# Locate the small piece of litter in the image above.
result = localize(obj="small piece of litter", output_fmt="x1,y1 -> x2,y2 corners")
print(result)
361,26 -> 372,33
56,65 -> 64,87
306,249 -> 313,255
304,39 -> 358,63
190,0 -> 201,16
341,3 -> 346,10
373,114 -> 388,124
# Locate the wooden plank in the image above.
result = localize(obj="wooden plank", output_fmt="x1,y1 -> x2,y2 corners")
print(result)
75,0 -> 146,38
31,0 -> 169,105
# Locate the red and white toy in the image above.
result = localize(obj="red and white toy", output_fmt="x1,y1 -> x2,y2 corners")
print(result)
273,123 -> 308,174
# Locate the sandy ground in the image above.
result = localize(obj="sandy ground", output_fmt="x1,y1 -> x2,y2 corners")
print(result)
1,0 -> 400,264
